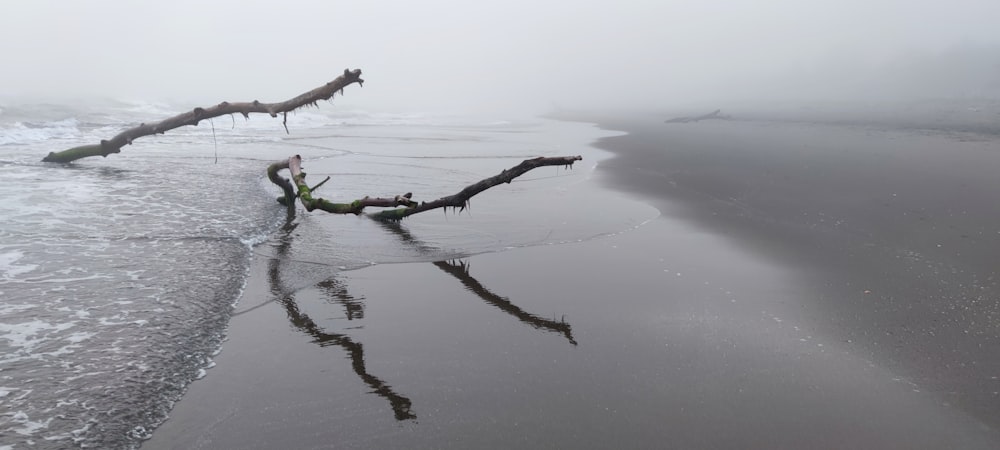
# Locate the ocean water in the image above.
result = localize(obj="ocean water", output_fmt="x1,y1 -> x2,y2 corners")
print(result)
0,100 -> 653,448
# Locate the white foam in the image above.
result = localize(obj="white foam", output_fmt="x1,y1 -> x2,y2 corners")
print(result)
0,250 -> 37,280
10,411 -> 52,436
37,343 -> 80,358
21,274 -> 108,284
0,302 -> 34,316
0,320 -> 75,356
0,119 -> 81,145
63,332 -> 95,344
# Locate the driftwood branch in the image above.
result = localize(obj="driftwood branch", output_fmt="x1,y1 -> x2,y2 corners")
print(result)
267,159 -> 297,220
283,155 -> 418,215
664,109 -> 730,124
42,69 -> 364,163
369,155 -> 583,221
267,154 -> 583,221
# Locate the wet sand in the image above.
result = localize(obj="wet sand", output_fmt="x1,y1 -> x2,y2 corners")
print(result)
145,114 -> 1000,449
589,114 -> 1000,428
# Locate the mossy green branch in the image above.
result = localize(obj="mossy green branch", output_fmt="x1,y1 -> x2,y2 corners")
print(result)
267,154 -> 581,221
370,208 -> 410,222
267,159 -> 297,219
274,155 -> 416,217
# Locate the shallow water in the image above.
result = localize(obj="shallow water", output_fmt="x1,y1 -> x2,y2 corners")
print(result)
0,102 -> 655,448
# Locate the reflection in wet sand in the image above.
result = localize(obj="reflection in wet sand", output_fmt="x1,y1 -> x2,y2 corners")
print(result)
433,259 -> 577,345
377,220 -> 577,344
262,219 -> 578,421
268,225 -> 415,420
317,277 -> 365,321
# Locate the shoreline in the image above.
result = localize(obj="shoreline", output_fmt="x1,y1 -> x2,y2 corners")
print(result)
586,113 -> 1000,429
144,113 -> 1000,449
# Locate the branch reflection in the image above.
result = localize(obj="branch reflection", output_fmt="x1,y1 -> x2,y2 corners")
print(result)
268,225 -> 415,420
376,221 -> 577,345
433,259 -> 577,346
316,277 -> 365,321
260,219 -> 578,421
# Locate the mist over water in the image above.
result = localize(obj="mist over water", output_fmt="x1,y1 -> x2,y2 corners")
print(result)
2,1 -> 999,113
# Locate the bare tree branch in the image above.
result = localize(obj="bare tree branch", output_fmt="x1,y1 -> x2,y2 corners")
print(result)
267,154 -> 583,221
267,155 -> 417,217
267,159 -> 297,220
369,155 -> 583,221
42,69 -> 364,163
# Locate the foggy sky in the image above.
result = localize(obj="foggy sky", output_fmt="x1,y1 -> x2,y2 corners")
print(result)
2,0 -> 999,114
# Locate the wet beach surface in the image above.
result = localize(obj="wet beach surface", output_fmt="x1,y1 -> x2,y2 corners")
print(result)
145,114 -> 1000,449
590,114 -> 1000,429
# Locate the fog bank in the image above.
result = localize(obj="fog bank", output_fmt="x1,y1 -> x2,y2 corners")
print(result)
2,1 -> 999,114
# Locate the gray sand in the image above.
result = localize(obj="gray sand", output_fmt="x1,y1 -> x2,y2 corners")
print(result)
592,115 -> 1000,428
145,114 -> 1000,449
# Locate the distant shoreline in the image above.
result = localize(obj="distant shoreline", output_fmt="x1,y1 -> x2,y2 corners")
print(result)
555,97 -> 1000,138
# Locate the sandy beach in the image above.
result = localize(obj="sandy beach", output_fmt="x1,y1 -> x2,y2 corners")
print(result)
144,113 -> 1000,449
590,113 -> 1000,426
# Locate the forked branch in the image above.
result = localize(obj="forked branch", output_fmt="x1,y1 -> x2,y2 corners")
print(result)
267,154 -> 583,221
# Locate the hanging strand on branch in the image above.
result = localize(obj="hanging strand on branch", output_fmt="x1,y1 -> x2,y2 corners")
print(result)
42,69 -> 364,163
